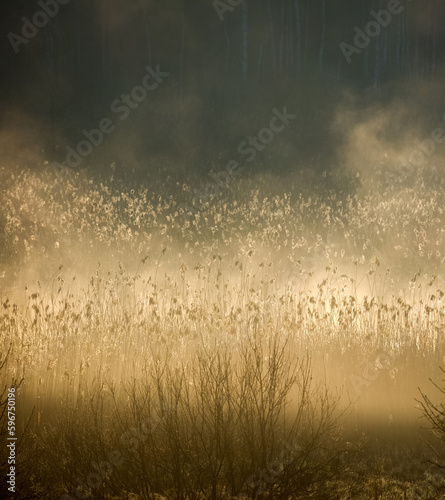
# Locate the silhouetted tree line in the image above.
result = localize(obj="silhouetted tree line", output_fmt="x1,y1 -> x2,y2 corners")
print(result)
1,0 -> 444,170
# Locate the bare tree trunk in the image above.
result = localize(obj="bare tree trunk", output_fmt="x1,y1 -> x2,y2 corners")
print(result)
257,4 -> 268,83
179,0 -> 186,101
430,1 -> 437,76
319,0 -> 326,74
363,0 -> 369,81
241,0 -> 248,80
140,0 -> 152,66
266,0 -> 277,74
373,24 -> 382,92
304,9 -> 309,71
44,17 -> 56,157
287,0 -> 293,76
279,0 -> 285,73
396,9 -> 402,74
294,0 -> 302,76
101,19 -> 106,80
404,6 -> 411,79
76,8 -> 81,74
224,14 -> 231,77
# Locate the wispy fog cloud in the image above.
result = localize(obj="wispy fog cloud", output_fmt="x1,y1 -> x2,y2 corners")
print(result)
332,75 -> 445,188
0,108 -> 47,169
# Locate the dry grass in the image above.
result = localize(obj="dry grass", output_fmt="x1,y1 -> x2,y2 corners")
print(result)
1,165 -> 445,498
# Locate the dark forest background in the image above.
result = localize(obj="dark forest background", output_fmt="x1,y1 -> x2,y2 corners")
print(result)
1,0 -> 445,181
